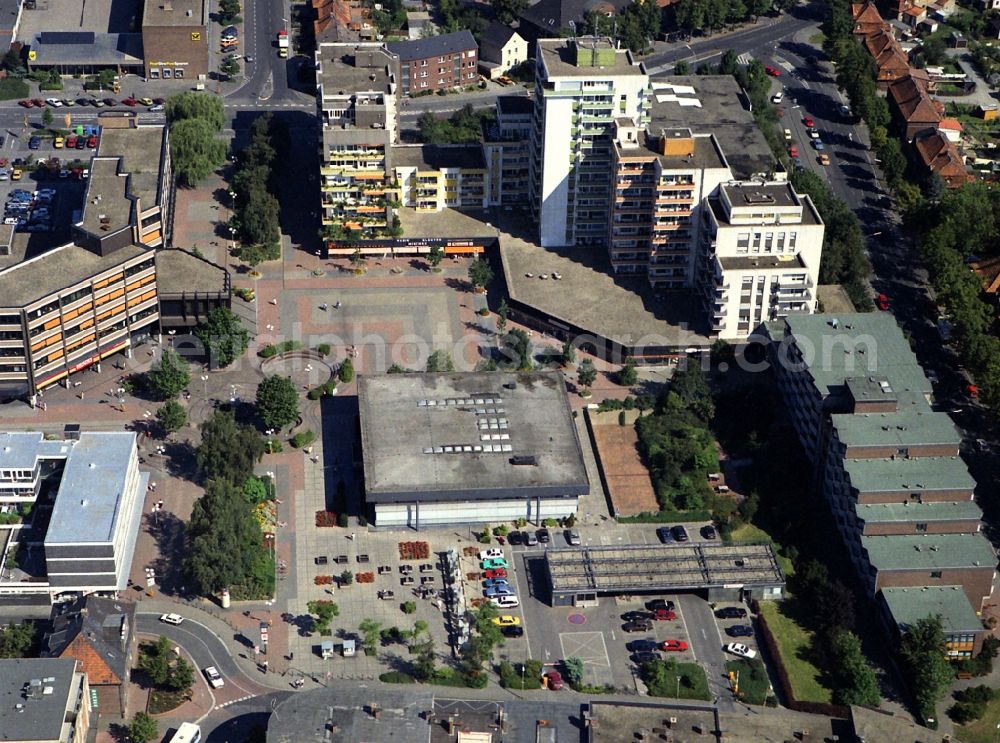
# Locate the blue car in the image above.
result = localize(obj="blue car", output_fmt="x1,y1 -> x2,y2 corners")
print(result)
28,137 -> 40,150
726,625 -> 754,638
812,139 -> 824,150
484,586 -> 516,598
482,578 -> 509,589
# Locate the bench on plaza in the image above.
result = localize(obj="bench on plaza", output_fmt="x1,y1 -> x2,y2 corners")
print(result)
401,576 -> 414,586
315,555 -> 328,565
357,554 -> 370,563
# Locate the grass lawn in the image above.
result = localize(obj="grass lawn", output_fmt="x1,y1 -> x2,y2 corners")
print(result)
809,32 -> 825,46
0,78 -> 28,100
757,601 -> 832,704
642,660 -> 711,701
726,659 -> 772,705
727,524 -> 795,576
953,694 -> 1000,743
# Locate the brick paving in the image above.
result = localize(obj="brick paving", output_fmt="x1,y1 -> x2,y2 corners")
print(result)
588,410 -> 659,516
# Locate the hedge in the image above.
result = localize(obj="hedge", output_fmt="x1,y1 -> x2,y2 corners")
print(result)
617,509 -> 713,524
379,671 -> 416,684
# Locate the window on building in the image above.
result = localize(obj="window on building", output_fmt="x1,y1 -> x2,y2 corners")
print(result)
916,523 -> 928,531
764,232 -> 774,252
752,233 -> 761,251
777,232 -> 785,250
930,571 -> 942,579
789,231 -> 797,248
736,232 -> 750,253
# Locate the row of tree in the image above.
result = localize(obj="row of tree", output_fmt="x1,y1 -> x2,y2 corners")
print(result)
418,105 -> 495,145
231,113 -> 288,265
672,0 -> 781,35
583,0 -> 662,54
166,92 -> 228,187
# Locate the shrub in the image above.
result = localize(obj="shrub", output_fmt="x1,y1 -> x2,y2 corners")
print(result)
291,430 -> 316,448
402,601 -> 417,614
258,345 -> 278,358
379,671 -> 416,683
339,570 -> 353,585
316,343 -> 331,356
315,510 -> 337,527
337,512 -> 349,528
339,358 -> 354,383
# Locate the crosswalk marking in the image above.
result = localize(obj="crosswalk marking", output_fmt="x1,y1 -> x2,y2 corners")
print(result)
737,53 -> 753,66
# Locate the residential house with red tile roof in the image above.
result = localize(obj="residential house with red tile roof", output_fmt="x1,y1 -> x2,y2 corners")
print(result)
42,596 -> 137,719
970,255 -> 1000,297
889,74 -> 942,139
937,117 -> 963,142
913,130 -> 971,188
865,30 -> 911,87
852,2 -> 891,35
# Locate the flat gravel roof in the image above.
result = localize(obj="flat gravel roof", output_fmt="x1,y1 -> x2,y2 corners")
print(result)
358,371 -> 589,502
861,532 -> 996,571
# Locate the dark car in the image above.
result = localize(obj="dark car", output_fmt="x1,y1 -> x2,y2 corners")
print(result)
76,137 -> 87,149
671,525 -> 689,542
632,651 -> 661,665
153,97 -> 165,105
507,530 -> 523,546
500,625 -> 524,638
701,524 -> 717,540
536,528 -> 550,544
103,97 -> 117,106
726,625 -> 754,638
646,599 -> 675,613
627,638 -> 659,653
28,137 -> 40,150
656,527 -> 672,544
621,611 -> 650,622
715,607 -> 748,620
623,619 -> 654,633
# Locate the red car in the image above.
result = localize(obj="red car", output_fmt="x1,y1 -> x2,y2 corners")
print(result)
32,98 -> 44,107
87,135 -> 98,148
484,568 -> 507,580
122,97 -> 138,106
66,136 -> 77,148
765,65 -> 780,76
803,115 -> 814,128
660,639 -> 689,652
17,99 -> 32,108
788,145 -> 798,158
653,608 -> 677,621
967,384 -> 980,399
543,670 -> 564,690
877,293 -> 889,311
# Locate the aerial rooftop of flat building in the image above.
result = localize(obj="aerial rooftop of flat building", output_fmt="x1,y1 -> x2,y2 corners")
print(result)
80,158 -> 132,237
881,585 -> 984,634
861,532 -> 996,570
155,248 -> 229,294
779,313 -> 933,408
538,36 -> 643,77
857,499 -> 982,524
317,42 -> 396,95
0,658 -> 79,743
832,410 -> 960,449
390,144 -> 485,170
97,126 -> 166,210
142,0 -> 206,26
719,253 -> 807,272
649,77 -> 780,178
619,130 -> 728,172
0,242 -> 149,308
722,181 -> 801,208
843,455 -> 976,494
496,95 -> 535,116
358,372 -> 589,502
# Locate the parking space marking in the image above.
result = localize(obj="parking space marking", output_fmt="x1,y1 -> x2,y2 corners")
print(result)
559,631 -> 612,686
677,604 -> 696,662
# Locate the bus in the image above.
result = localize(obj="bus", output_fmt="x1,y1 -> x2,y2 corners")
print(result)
167,723 -> 201,743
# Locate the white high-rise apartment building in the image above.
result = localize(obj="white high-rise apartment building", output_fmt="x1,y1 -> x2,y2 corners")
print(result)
529,37 -> 651,247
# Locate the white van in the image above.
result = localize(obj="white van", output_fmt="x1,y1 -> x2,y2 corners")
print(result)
491,595 -> 520,608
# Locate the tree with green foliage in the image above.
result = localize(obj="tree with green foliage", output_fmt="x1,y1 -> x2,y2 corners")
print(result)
561,339 -> 576,367
306,600 -> 339,634
138,635 -> 194,691
195,307 -> 249,368
359,618 -> 382,655
496,298 -> 509,336
156,399 -> 188,434
255,375 -> 300,430
242,475 -> 271,505
387,363 -> 407,374
828,630 -> 880,706
170,118 -> 227,186
146,348 -> 190,400
0,621 -> 35,658
166,92 -> 226,130
670,362 -> 714,421
427,244 -> 444,270
674,60 -> 690,75
411,636 -> 436,680
217,0 -> 241,23
718,49 -> 739,76
468,257 -> 493,289
426,349 -> 455,373
339,358 -> 354,383
459,635 -> 491,687
618,361 -> 638,387
220,55 -> 240,80
1,49 -> 23,74
41,107 -> 53,127
577,358 -> 597,388
563,657 -> 584,688
186,478 -> 270,595
491,0 -> 528,24
196,409 -> 265,485
418,105 -> 495,145
501,328 -> 532,371
371,0 -> 406,34
616,0 -> 661,53
129,712 -> 159,743
899,615 -> 954,723
473,602 -> 503,652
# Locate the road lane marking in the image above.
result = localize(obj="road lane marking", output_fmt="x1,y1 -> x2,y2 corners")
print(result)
677,602 -> 695,662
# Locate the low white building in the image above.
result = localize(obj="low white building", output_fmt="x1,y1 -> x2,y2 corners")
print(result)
699,182 -> 824,340
478,22 -> 528,79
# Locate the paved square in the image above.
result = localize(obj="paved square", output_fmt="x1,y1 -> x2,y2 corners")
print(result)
559,631 -> 612,686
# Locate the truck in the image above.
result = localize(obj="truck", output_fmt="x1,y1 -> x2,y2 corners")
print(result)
277,30 -> 288,57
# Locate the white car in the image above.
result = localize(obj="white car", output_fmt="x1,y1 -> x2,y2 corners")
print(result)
725,642 -> 757,659
149,104 -> 164,112
45,98 -> 63,107
783,128 -> 792,141
479,548 -> 504,560
159,613 -> 184,625
771,91 -> 783,104
203,666 -> 224,688
808,129 -> 820,139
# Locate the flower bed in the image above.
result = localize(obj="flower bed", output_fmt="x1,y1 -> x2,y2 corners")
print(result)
398,541 -> 430,560
314,575 -> 333,586
315,510 -> 338,527
355,572 -> 375,583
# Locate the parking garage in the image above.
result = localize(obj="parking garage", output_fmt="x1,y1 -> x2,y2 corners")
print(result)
544,543 -> 786,607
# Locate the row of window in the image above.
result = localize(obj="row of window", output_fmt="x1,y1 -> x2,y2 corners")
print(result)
734,231 -> 799,254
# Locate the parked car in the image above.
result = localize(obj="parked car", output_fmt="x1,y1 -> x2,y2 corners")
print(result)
771,91 -> 783,104
701,524 -> 717,540
652,608 -> 677,621
203,666 -> 224,688
524,531 -> 539,546
17,99 -> 32,108
565,529 -> 581,545
656,527 -> 672,543
507,531 -> 523,546
501,625 -> 524,638
481,558 -> 507,570
621,611 -> 650,622
28,137 -> 40,150
492,615 -> 520,627
877,293 -> 890,311
122,97 -> 138,106
726,625 -> 754,638
159,613 -> 184,625
624,619 -> 654,633
783,128 -> 792,141
103,98 -> 117,106
724,642 -> 757,659
715,607 -> 748,619
490,595 -> 519,608
536,528 -> 550,543
139,97 -> 154,106
45,98 -> 63,107
483,568 -> 507,580
818,153 -> 831,166
543,670 -> 563,690
627,638 -> 659,653
646,599 -> 675,613
788,145 -> 798,158
149,104 -> 164,112
61,98 -> 75,106
660,639 -> 689,652
803,115 -> 814,127
812,139 -> 825,150
479,548 -> 504,560
765,65 -> 780,76
66,136 -> 77,149
484,585 -> 516,598
632,651 -> 662,664
482,578 -> 509,589
87,135 -> 98,148
77,138 -> 87,149
53,137 -> 64,149
807,128 -> 820,139
671,525 -> 689,542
